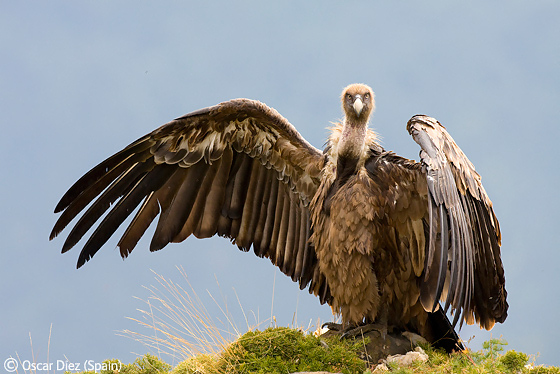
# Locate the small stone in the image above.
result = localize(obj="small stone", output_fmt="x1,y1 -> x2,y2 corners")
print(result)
372,363 -> 389,373
385,346 -> 428,366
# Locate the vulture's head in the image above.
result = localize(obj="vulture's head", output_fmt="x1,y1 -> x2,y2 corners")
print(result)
341,83 -> 375,124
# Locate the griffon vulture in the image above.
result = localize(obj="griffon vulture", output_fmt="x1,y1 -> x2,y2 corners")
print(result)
50,83 -> 507,350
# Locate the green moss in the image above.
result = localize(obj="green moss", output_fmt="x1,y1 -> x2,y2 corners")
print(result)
374,338 -> 560,374
70,328 -> 560,374
500,350 -> 529,372
527,366 -> 560,374
69,354 -> 170,374
121,354 -> 171,374
217,327 -> 366,374
171,354 -> 219,374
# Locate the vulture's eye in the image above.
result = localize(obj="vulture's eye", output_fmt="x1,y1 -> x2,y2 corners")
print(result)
364,93 -> 370,100
346,93 -> 352,101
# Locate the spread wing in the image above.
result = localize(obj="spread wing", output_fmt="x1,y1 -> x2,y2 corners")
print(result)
406,115 -> 507,330
50,99 -> 327,296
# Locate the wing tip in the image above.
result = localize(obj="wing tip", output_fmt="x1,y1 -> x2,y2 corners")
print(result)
76,254 -> 87,269
49,229 -> 58,241
406,114 -> 443,133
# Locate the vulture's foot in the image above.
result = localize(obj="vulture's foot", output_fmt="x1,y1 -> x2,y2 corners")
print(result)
321,322 -> 370,337
321,321 -> 392,339
341,323 -> 392,339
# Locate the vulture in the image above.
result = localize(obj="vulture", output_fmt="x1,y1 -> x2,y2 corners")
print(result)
50,83 -> 507,350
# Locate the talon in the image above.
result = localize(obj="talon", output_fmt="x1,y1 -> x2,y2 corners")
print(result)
339,323 -> 364,339
322,322 -> 343,331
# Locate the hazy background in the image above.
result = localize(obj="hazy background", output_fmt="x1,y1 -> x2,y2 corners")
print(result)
2,0 -> 559,368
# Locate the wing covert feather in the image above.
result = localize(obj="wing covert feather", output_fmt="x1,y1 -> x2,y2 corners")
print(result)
51,99 -> 327,297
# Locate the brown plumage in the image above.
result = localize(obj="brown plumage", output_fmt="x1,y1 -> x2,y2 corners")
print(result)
51,83 -> 507,348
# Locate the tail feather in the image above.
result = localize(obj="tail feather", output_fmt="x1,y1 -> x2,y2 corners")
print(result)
426,306 -> 464,353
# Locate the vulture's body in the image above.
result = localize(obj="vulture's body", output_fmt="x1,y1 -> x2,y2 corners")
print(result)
51,84 -> 507,349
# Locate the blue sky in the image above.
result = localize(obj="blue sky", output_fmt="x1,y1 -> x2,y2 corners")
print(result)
2,1 -> 559,368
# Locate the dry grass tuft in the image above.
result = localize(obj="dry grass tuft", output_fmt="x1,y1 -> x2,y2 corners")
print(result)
119,266 -> 267,364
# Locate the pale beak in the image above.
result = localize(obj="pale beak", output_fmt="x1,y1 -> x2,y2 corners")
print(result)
353,97 -> 364,116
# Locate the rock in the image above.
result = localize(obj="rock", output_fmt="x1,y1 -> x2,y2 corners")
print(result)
369,347 -> 428,372
371,363 -> 389,373
385,346 -> 429,366
320,323 -> 427,363
402,331 -> 428,346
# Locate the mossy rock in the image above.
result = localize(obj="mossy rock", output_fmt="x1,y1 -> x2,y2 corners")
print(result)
171,354 -> 219,374
170,327 -> 365,374
219,327 -> 366,374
